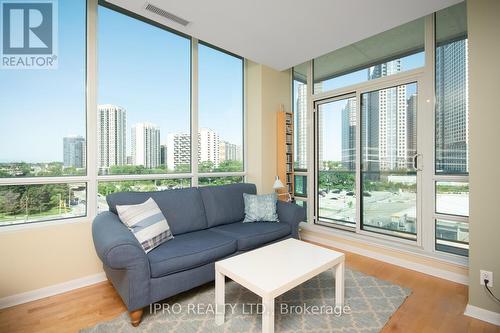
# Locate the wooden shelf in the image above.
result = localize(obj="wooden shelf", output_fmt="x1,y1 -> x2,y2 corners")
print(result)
277,106 -> 294,200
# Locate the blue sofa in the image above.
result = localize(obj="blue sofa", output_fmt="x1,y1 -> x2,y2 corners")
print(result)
92,183 -> 305,326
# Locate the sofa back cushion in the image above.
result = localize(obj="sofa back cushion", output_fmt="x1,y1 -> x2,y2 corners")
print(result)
199,183 -> 257,228
107,187 -> 207,235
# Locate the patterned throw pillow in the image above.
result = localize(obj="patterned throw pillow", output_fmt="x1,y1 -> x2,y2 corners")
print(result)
116,198 -> 173,253
243,193 -> 279,223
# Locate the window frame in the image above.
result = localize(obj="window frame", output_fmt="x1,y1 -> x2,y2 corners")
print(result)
432,8 -> 469,256
0,0 -> 247,230
298,13 -> 468,266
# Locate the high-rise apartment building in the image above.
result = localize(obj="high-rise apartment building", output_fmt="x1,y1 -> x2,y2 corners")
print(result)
63,136 -> 86,169
166,130 -> 241,170
295,83 -> 308,170
198,128 -> 220,167
131,122 -> 161,169
435,39 -> 469,173
407,94 -> 418,159
167,133 -> 190,171
97,104 -> 127,173
160,144 -> 168,167
219,141 -> 242,163
341,99 -> 357,171
296,82 -> 323,169
365,60 -> 408,171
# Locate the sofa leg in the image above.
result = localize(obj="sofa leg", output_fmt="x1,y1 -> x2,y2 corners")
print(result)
129,308 -> 144,327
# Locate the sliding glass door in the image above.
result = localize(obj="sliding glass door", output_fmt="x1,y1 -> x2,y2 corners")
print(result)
315,82 -> 420,241
360,83 -> 418,240
307,4 -> 469,259
316,95 -> 357,228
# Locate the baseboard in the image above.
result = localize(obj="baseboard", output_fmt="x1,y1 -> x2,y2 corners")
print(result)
302,233 -> 469,285
464,304 -> 500,326
0,272 -> 107,310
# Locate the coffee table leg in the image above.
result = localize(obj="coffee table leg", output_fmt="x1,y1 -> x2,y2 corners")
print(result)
335,261 -> 345,309
262,296 -> 275,333
215,269 -> 225,326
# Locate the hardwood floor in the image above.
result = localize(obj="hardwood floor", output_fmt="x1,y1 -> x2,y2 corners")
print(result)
0,243 -> 498,333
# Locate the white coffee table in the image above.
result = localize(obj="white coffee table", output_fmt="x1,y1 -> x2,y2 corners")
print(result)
215,238 -> 345,333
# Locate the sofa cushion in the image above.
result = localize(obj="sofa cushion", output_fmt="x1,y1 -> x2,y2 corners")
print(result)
116,198 -> 173,253
243,193 -> 279,222
147,229 -> 237,278
211,221 -> 291,251
199,183 -> 257,228
107,187 -> 207,236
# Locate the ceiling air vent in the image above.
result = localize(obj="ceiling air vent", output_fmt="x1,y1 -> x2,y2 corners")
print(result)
144,3 -> 190,26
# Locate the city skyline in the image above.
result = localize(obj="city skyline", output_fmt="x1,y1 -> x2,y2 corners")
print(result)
294,46 -> 467,175
62,104 -> 243,172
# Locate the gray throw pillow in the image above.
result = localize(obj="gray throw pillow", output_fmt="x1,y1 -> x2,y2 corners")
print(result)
243,193 -> 279,222
116,198 -> 173,253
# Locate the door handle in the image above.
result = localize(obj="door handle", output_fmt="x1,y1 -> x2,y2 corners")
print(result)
412,154 -> 422,171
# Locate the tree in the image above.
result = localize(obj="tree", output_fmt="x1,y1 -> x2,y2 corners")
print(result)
199,161 -> 215,173
0,189 -> 20,217
215,160 -> 243,172
174,164 -> 190,173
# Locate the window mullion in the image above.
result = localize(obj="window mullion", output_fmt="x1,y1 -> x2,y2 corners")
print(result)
306,60 -> 314,224
191,38 -> 199,186
355,90 -> 362,234
87,0 -> 98,219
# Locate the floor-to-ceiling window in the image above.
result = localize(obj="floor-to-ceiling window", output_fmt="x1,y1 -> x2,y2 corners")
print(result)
96,5 -> 192,212
0,1 -> 246,227
297,2 -> 468,260
292,63 -> 309,219
434,2 -> 469,256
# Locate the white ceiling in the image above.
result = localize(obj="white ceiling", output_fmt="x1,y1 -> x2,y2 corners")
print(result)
106,0 -> 462,71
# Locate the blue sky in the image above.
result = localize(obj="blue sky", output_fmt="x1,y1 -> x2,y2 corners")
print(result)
0,3 -> 243,163
0,1 -> 86,163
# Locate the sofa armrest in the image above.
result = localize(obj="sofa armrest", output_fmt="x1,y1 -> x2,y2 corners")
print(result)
92,211 -> 152,310
92,211 -> 149,271
277,201 -> 306,239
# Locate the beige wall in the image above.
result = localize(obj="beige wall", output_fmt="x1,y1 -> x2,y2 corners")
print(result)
246,61 -> 291,194
467,0 -> 500,313
0,220 -> 102,298
0,61 -> 290,300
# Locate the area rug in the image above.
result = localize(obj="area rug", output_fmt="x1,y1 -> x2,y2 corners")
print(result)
81,268 -> 410,333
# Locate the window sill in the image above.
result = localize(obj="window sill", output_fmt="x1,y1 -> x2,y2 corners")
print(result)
300,222 -> 468,268
0,216 -> 91,233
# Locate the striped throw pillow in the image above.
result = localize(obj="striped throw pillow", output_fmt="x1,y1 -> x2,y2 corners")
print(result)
116,198 -> 173,253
